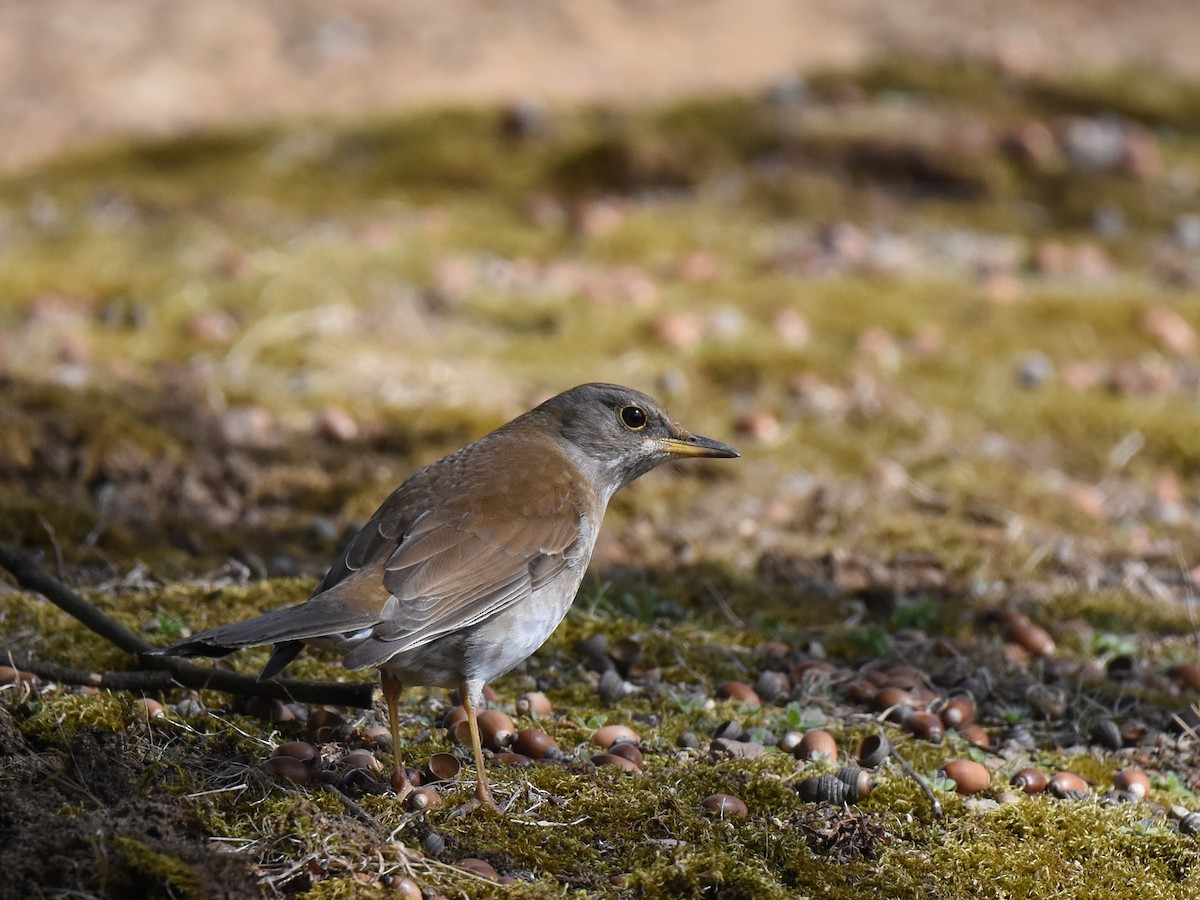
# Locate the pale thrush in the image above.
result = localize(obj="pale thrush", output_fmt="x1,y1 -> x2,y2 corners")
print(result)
159,383 -> 738,810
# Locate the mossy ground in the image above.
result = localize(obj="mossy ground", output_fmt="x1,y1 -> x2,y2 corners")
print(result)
4,56 -> 1200,898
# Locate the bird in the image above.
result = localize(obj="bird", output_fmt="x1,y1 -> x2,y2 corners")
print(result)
156,383 -> 738,812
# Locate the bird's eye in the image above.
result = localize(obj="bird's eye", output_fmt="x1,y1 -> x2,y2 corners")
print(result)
618,405 -> 648,430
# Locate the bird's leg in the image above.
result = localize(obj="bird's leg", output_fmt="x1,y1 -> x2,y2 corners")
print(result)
380,670 -> 412,803
456,679 -> 497,814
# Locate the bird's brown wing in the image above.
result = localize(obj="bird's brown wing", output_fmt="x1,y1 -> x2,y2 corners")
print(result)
328,440 -> 591,669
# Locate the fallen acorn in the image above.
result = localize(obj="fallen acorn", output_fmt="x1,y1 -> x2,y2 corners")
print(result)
940,759 -> 990,795
512,728 -> 559,760
1113,767 -> 1150,800
1168,662 -> 1200,692
778,730 -> 804,755
517,691 -> 553,717
855,733 -> 890,768
904,711 -> 944,744
590,753 -> 641,773
1010,767 -> 1048,794
958,724 -> 990,748
343,749 -> 383,773
408,786 -> 444,811
608,741 -> 644,768
265,755 -> 311,786
716,681 -> 762,707
456,858 -> 498,881
591,724 -> 639,749
797,767 -> 873,803
701,793 -> 749,818
476,709 -> 516,751
794,729 -> 838,762
273,741 -> 320,766
134,697 -> 165,719
423,752 -> 462,783
1048,771 -> 1089,799
938,695 -> 976,729
754,670 -> 791,702
1005,619 -> 1056,657
492,751 -> 534,767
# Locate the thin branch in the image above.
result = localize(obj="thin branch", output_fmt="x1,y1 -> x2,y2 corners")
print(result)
0,541 -> 375,708
889,739 -> 944,820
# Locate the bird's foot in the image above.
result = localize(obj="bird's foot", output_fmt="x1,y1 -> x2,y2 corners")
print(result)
448,790 -> 499,818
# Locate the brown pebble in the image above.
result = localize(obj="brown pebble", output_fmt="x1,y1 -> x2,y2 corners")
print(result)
1048,771 -> 1089,799
590,753 -> 641,773
701,793 -> 748,818
265,755 -> 311,786
716,681 -> 762,706
1010,768 -> 1048,794
517,691 -> 553,717
794,729 -> 838,762
941,759 -> 990,795
343,749 -> 382,773
1114,767 -> 1150,799
456,858 -> 498,881
591,724 -> 639,749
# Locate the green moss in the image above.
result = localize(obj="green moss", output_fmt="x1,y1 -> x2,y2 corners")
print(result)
105,836 -> 203,899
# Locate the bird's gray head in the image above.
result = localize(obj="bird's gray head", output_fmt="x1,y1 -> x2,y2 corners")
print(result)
526,383 -> 739,497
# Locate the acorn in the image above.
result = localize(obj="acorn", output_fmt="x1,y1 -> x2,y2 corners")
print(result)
246,697 -> 292,724
460,710 -> 513,752
941,759 -> 990,795
1168,662 -> 1200,692
456,858 -> 498,881
754,670 -> 791,702
307,708 -> 346,742
273,741 -> 320,766
1010,767 -> 1048,794
778,730 -> 805,755
1005,620 -> 1055,657
343,749 -> 383,773
608,741 -> 645,768
1113,767 -> 1150,800
1047,771 -> 1089,799
938,695 -> 976,729
716,681 -> 762,707
855,733 -> 891,768
1091,719 -> 1123,750
904,712 -> 944,744
590,753 -> 641,773
872,687 -> 914,718
794,729 -> 838,762
796,767 -> 872,804
517,691 -> 553,717
493,752 -> 533,767
265,755 -> 311,786
958,724 -> 990,748
591,724 -> 639,749
341,766 -> 382,793
513,728 -> 559,760
408,786 -> 444,811
443,706 -> 469,731
134,697 -> 165,719
423,753 -> 462,784
836,766 -> 874,800
609,638 -> 643,676
390,876 -> 423,900
701,793 -> 749,818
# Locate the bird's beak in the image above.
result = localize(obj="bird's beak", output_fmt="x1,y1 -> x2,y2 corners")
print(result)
657,433 -> 740,459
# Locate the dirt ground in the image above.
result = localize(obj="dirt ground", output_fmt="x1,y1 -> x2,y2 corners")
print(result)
2,0 -> 1200,172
